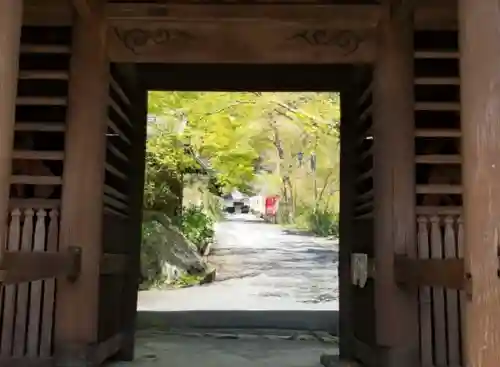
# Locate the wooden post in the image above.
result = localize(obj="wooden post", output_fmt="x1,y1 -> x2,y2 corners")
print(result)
459,1 -> 500,365
338,89 -> 357,360
372,3 -> 419,366
115,85 -> 147,361
54,5 -> 109,364
0,0 -> 22,250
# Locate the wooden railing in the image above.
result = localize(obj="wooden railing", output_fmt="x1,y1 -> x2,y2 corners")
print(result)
0,203 -> 81,362
395,214 -> 464,367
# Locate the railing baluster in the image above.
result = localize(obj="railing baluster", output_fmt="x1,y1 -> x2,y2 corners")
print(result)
444,215 -> 460,365
417,215 -> 433,366
13,209 -> 34,356
1,209 -> 21,356
430,215 -> 446,366
27,209 -> 47,356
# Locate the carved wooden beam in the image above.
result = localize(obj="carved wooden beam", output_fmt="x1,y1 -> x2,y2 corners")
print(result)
107,4 -> 381,28
23,1 -> 456,29
109,23 -> 375,64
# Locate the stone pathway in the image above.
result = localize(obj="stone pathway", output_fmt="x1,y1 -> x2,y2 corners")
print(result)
138,214 -> 339,312
111,329 -> 340,367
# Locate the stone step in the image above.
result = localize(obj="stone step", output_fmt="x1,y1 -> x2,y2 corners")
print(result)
153,327 -> 338,344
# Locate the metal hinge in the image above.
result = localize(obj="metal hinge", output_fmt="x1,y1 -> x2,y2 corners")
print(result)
351,253 -> 375,288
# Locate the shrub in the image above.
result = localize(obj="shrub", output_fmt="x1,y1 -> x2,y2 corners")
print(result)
307,208 -> 339,237
178,205 -> 215,254
291,204 -> 339,237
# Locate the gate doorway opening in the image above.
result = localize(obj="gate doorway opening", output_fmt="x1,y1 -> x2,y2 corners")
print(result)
138,89 -> 341,332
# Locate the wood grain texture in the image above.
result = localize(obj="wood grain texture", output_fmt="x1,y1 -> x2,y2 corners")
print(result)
54,3 -> 109,352
109,22 -> 375,64
372,2 -> 419,366
460,0 -> 500,366
0,0 -> 22,262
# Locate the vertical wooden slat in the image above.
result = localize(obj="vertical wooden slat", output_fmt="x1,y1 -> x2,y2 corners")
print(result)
444,216 -> 460,365
416,216 -> 432,366
1,209 -> 21,356
13,209 -> 34,356
0,3 -> 22,354
27,209 -> 47,357
459,0 -> 500,365
115,81 -> 146,361
338,89 -> 357,360
457,215 -> 465,367
54,4 -> 109,361
39,209 -> 59,357
429,215 -> 446,366
372,2 -> 419,365
0,0 -> 22,261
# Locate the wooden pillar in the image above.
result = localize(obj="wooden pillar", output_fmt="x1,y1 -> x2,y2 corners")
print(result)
372,3 -> 419,366
116,86 -> 147,361
338,89 -> 357,360
459,1 -> 500,365
0,0 -> 22,249
54,6 -> 109,364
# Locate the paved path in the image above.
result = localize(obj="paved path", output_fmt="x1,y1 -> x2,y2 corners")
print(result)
111,330 -> 339,367
138,214 -> 339,312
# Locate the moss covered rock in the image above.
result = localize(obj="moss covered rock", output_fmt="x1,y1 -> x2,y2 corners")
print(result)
141,212 -> 215,288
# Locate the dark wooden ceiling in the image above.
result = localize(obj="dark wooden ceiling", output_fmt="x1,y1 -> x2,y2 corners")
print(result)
138,63 -> 363,91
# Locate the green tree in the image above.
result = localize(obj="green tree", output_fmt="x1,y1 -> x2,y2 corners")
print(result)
147,91 -> 341,235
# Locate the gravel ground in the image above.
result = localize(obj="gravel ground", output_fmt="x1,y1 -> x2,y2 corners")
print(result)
110,330 -> 340,367
138,214 -> 339,312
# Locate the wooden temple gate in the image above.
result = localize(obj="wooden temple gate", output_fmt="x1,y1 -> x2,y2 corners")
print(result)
0,0 -> 499,366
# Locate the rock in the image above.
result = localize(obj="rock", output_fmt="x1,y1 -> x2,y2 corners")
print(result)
199,268 -> 216,285
141,215 -> 212,285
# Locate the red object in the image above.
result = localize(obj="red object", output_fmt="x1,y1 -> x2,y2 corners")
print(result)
265,196 -> 279,216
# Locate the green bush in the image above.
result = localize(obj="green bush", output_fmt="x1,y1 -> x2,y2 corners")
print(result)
178,205 -> 215,254
290,204 -> 339,237
307,208 -> 339,237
